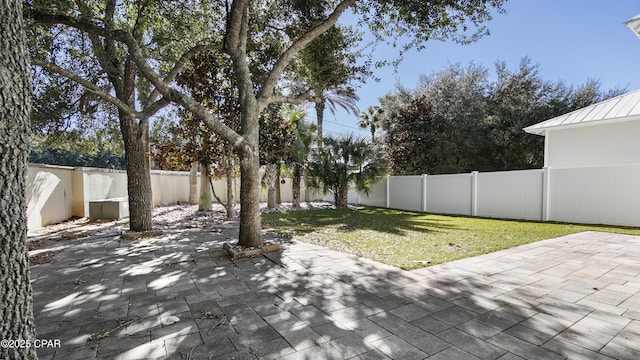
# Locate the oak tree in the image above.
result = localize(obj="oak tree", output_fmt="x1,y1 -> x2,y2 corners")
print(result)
26,0 -> 506,247
0,0 -> 38,358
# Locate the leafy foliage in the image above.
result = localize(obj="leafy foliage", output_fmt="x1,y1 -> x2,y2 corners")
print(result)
287,108 -> 316,167
353,0 -> 506,56
287,24 -> 366,143
286,107 -> 316,207
358,105 -> 383,142
29,146 -> 126,169
259,104 -> 297,166
152,50 -> 240,174
25,0 -> 509,243
307,134 -> 386,208
30,61 -> 125,167
380,59 -> 624,175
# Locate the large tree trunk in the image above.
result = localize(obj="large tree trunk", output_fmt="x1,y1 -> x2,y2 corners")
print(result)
238,141 -> 261,248
224,150 -> 234,219
121,115 -> 153,231
188,162 -> 198,204
199,161 -> 213,211
292,164 -> 301,208
335,182 -> 349,208
0,1 -> 38,358
265,163 -> 278,209
226,0 -> 261,248
276,168 -> 281,205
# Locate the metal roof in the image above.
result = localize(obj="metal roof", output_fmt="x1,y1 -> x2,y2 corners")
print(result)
626,13 -> 640,39
523,88 -> 640,135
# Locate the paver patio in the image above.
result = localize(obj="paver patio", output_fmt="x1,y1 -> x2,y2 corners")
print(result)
30,214 -> 640,359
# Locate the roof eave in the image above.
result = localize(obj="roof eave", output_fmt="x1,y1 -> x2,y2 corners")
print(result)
523,115 -> 640,136
523,126 -> 545,136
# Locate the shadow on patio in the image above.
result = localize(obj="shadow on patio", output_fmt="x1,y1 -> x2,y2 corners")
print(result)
30,207 -> 640,359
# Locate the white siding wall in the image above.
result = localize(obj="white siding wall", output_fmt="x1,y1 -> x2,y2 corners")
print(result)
546,120 -> 640,168
388,176 -> 422,212
476,170 -> 543,220
548,165 -> 640,227
426,173 -> 472,215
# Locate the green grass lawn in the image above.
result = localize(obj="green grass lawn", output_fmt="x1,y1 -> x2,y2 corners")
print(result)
262,206 -> 640,270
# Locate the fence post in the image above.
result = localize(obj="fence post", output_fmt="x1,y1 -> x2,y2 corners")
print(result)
542,167 -> 550,221
386,174 -> 390,208
471,171 -> 479,216
422,174 -> 428,212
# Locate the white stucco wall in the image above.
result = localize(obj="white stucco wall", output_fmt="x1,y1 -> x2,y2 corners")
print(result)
26,164 -> 75,230
151,170 -> 192,206
26,164 -> 327,230
545,119 -> 640,168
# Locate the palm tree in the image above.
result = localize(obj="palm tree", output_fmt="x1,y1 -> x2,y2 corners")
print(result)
306,134 -> 386,208
314,86 -> 360,147
358,105 -> 383,142
288,25 -> 365,147
287,108 -> 316,207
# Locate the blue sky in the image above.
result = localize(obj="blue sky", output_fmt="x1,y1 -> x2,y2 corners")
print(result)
322,0 -> 640,137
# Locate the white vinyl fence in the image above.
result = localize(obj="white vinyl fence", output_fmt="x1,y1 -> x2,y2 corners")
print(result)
358,165 -> 640,227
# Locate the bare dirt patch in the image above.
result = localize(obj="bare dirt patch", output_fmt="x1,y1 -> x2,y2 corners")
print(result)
27,202 -> 328,264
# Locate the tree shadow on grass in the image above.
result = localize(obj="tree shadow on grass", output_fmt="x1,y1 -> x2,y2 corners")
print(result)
31,215 -> 640,359
262,206 -> 461,237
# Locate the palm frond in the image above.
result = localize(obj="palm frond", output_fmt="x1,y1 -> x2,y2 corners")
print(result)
323,87 -> 360,115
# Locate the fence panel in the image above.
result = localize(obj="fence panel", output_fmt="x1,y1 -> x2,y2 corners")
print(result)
548,165 -> 640,227
426,173 -> 472,215
388,176 -> 422,211
476,169 -> 543,221
359,178 -> 388,207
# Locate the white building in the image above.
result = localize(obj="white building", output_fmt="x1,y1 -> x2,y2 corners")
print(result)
524,89 -> 640,168
520,89 -> 640,227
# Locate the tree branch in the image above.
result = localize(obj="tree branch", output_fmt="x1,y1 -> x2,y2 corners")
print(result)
26,6 -> 245,148
32,58 -> 139,118
143,43 -> 216,109
142,97 -> 170,120
257,0 -> 356,108
224,0 -> 248,56
113,31 -> 245,148
269,91 -> 314,106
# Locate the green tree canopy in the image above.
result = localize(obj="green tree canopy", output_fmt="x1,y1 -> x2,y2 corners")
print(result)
26,0 -> 508,246
380,59 -> 624,175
